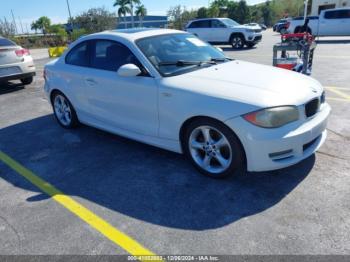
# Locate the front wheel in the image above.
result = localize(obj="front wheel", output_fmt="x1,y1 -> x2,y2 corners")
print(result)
230,35 -> 245,49
52,92 -> 79,129
280,28 -> 287,34
21,77 -> 33,85
183,118 -> 245,178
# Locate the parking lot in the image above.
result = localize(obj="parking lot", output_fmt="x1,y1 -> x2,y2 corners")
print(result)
0,29 -> 349,256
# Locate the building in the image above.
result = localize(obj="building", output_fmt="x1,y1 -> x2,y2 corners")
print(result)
310,0 -> 350,15
117,16 -> 168,29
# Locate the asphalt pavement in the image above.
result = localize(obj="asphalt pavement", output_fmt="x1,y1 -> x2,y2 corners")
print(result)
0,29 -> 349,257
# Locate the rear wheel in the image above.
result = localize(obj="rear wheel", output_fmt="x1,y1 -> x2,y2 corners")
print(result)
230,35 -> 245,49
21,77 -> 33,85
51,92 -> 79,129
280,28 -> 287,34
183,118 -> 245,178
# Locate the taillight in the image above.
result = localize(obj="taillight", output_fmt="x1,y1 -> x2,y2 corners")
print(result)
15,48 -> 30,57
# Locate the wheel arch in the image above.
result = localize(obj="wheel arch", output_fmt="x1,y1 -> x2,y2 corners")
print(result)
229,32 -> 245,43
50,89 -> 65,104
179,115 -> 247,166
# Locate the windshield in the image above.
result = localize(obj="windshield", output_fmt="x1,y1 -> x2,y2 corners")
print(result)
221,18 -> 240,27
136,33 -> 228,77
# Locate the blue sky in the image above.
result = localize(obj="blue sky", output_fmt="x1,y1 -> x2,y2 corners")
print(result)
1,0 -> 265,33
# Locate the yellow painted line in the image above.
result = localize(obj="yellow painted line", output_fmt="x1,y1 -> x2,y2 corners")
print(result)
326,97 -> 350,102
326,86 -> 350,101
0,150 -> 159,261
325,86 -> 350,91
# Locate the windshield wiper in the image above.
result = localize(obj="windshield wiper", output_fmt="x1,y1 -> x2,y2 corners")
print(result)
211,57 -> 234,62
158,60 -> 217,67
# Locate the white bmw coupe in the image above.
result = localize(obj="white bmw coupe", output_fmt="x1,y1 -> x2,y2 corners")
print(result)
44,28 -> 330,178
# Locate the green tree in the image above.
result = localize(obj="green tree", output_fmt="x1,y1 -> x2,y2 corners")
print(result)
49,24 -> 68,40
261,1 -> 273,26
197,7 -> 208,18
30,21 -> 39,34
32,16 -> 51,34
236,0 -> 250,24
135,4 -> 147,27
208,5 -> 220,17
114,0 -> 131,28
227,1 -> 239,21
72,7 -> 117,33
167,5 -> 197,30
211,0 -> 229,17
114,0 -> 140,28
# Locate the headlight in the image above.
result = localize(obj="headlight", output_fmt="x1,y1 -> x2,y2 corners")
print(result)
243,106 -> 299,128
245,29 -> 254,33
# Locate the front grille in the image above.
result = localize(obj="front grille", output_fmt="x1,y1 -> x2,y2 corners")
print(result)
254,29 -> 262,33
305,98 -> 320,118
254,35 -> 262,41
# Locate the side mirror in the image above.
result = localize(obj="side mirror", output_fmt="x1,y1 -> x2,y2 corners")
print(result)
117,64 -> 142,77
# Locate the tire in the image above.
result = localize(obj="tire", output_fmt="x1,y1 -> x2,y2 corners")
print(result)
280,28 -> 287,35
21,77 -> 33,85
51,91 -> 79,129
230,35 -> 245,49
294,26 -> 301,33
246,43 -> 256,48
182,118 -> 245,178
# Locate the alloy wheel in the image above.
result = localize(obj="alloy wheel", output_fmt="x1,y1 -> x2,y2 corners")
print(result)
188,125 -> 233,174
54,94 -> 72,126
231,36 -> 243,49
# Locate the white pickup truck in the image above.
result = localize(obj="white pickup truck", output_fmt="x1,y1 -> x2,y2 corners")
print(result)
288,8 -> 350,36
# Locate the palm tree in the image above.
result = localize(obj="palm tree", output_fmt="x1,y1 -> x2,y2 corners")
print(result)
128,0 -> 140,28
31,21 -> 39,34
113,0 -> 131,29
135,5 -> 147,27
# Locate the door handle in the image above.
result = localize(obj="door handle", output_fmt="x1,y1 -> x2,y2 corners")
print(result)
85,78 -> 97,85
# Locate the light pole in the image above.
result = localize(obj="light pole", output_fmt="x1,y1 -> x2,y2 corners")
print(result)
303,0 -> 308,24
66,0 -> 74,32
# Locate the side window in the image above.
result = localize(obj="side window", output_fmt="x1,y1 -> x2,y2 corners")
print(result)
65,41 -> 90,67
189,21 -> 199,28
324,10 -> 348,19
198,20 -> 211,28
190,20 -> 210,28
91,40 -> 141,72
339,10 -> 350,18
212,20 -> 226,28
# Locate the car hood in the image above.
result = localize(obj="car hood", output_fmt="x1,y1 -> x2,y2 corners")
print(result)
164,60 -> 323,108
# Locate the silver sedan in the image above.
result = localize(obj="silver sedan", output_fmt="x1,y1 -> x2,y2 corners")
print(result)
0,37 -> 36,85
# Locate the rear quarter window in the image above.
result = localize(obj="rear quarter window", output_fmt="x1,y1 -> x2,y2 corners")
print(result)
325,10 -> 350,19
0,38 -> 16,47
65,41 -> 90,67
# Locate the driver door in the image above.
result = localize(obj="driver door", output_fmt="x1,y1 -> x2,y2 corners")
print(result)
83,39 -> 159,136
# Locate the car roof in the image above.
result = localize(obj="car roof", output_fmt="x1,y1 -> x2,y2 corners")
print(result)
91,28 -> 186,41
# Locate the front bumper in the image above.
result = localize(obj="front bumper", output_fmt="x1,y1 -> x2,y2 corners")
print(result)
225,102 -> 331,172
246,34 -> 262,43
